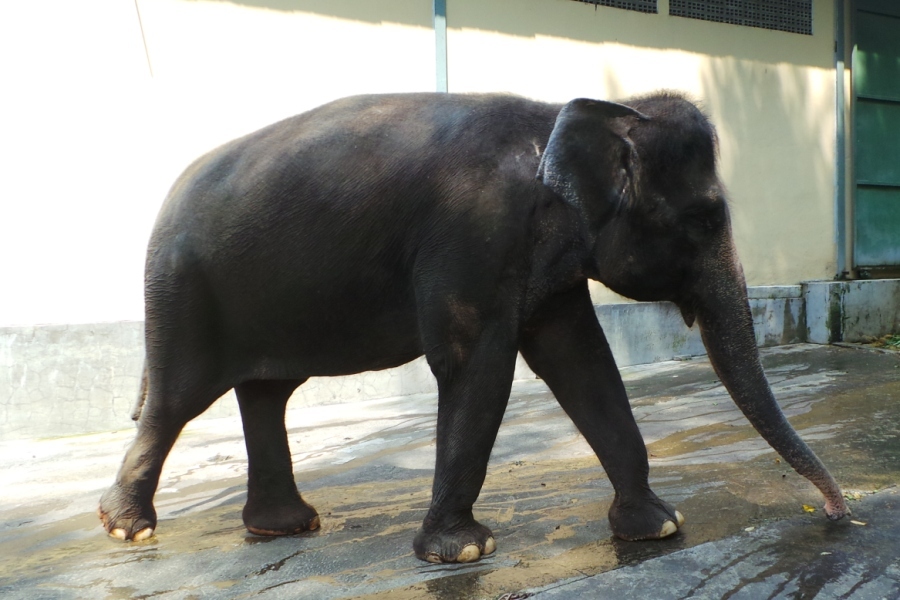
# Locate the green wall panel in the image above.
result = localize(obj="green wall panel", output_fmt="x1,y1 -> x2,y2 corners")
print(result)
856,101 -> 900,186
853,3 -> 900,269
855,11 -> 900,101
855,187 -> 900,267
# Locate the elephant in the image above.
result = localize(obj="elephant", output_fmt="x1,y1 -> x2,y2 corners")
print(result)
99,91 -> 849,564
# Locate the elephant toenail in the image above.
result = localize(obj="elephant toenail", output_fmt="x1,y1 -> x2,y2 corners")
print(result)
456,544 -> 481,563
133,527 -> 154,542
676,511 -> 685,527
483,536 -> 496,555
659,520 -> 677,537
425,552 -> 443,564
109,528 -> 128,541
308,516 -> 321,531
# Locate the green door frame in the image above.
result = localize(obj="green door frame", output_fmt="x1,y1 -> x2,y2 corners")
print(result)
835,0 -> 848,279
849,0 -> 900,277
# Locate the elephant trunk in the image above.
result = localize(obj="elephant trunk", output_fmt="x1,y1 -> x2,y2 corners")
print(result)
685,235 -> 849,520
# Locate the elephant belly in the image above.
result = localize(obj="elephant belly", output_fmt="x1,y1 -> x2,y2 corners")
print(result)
220,288 -> 426,380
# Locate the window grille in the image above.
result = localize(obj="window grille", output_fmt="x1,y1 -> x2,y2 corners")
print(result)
572,0 -> 658,15
669,0 -> 813,35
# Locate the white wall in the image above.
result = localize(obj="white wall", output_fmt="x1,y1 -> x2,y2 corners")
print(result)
0,0 -> 434,326
0,0 -> 838,326
1,1 -> 155,327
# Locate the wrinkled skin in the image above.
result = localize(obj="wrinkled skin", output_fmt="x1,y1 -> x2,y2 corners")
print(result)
100,92 -> 848,563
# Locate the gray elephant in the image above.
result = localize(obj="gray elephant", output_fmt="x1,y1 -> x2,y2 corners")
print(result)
99,91 -> 848,564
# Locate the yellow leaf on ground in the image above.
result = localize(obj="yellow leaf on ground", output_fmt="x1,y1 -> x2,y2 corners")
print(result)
851,520 -> 867,526
802,504 -> 816,513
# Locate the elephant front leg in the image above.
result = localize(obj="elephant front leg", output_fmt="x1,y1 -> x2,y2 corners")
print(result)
520,284 -> 684,541
414,324 -> 519,563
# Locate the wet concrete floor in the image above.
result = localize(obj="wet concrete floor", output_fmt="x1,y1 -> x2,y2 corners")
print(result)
1,343 -> 899,599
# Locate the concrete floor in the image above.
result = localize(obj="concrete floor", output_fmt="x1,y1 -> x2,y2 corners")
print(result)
2,343 -> 899,599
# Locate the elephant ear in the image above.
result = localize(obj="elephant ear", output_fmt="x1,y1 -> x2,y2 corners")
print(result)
537,99 -> 648,226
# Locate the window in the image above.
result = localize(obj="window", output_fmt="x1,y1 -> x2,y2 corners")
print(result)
669,0 -> 813,35
572,0 -> 658,15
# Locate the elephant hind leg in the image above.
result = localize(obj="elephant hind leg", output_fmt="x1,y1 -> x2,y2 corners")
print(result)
99,372 -> 228,541
235,379 -> 319,536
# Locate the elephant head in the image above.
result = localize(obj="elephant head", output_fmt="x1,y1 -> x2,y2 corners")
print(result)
538,92 -> 849,520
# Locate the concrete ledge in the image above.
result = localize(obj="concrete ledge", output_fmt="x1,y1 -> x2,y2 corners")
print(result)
804,279 -> 900,343
0,322 -> 145,440
747,285 -> 802,299
749,292 -> 806,347
597,285 -> 806,366
2,280 -> 897,440
596,302 -> 704,366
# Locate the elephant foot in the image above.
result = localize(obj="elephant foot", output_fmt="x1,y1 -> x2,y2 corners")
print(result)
608,493 -> 685,541
98,483 -> 157,542
243,493 -> 320,536
413,514 -> 496,563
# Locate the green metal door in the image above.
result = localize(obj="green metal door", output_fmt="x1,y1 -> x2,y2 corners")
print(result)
853,0 -> 900,272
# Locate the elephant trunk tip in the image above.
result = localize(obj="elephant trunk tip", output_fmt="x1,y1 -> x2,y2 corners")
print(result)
824,496 -> 851,521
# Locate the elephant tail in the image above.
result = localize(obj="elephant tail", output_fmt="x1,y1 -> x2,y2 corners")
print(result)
130,360 -> 149,423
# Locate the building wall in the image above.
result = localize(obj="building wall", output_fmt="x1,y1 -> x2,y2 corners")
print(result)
1,0 -> 837,325
445,0 -> 838,301
0,0 -> 435,327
